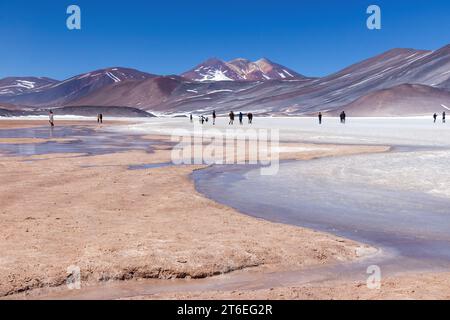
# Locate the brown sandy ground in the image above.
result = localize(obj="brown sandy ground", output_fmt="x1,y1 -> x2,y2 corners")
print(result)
0,120 -> 390,298
138,272 -> 450,300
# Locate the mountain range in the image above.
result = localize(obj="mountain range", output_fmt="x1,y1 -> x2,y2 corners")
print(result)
181,58 -> 306,82
1,44 -> 449,117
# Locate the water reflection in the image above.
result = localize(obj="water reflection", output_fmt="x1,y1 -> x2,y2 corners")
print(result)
0,126 -> 155,156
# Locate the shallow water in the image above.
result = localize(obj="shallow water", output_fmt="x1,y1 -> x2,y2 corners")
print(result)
193,149 -> 450,268
0,126 -> 156,156
128,162 -> 174,170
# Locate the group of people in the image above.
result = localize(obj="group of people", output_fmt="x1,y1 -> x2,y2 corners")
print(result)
190,111 -> 254,125
191,114 -> 211,125
47,111 -> 106,127
229,111 -> 254,125
316,111 -> 345,124
317,111 -> 449,125
433,112 -> 446,123
49,109 -> 448,128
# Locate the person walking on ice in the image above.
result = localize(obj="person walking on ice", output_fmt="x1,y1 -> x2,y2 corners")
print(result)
434,113 -> 438,123
443,112 -> 446,123
318,112 -> 323,124
212,110 -> 217,125
247,112 -> 253,124
49,111 -> 55,127
229,111 -> 235,125
340,111 -> 346,124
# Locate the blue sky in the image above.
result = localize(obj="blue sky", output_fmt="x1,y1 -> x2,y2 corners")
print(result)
0,0 -> 449,80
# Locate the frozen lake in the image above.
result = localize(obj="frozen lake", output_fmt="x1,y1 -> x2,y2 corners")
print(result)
0,125 -> 157,156
8,115 -> 447,147
2,116 -> 448,297
194,151 -> 450,264
179,117 -> 450,270
3,117 -> 450,268
111,116 -> 450,147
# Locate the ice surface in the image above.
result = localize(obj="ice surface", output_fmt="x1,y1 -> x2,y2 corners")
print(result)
181,117 -> 450,262
109,117 -> 450,147
7,116 -> 449,148
194,149 -> 450,261
311,150 -> 450,199
0,126 -> 156,156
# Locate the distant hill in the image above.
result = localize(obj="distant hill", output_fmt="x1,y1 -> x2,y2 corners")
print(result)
333,84 -> 450,116
0,68 -> 156,107
0,77 -> 58,96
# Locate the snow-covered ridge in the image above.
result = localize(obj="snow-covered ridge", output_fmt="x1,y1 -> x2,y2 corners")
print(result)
0,80 -> 35,91
48,68 -> 150,89
0,78 -> 58,96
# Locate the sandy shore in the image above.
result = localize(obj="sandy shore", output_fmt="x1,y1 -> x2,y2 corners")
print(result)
138,272 -> 450,300
2,119 -> 446,300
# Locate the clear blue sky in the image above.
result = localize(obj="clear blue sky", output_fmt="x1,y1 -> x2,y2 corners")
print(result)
1,0 -> 449,80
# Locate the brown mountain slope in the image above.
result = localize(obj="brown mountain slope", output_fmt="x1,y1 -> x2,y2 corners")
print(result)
333,84 -> 450,116
70,76 -> 182,109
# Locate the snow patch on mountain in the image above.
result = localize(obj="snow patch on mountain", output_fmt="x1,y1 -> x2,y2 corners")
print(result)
207,89 -> 234,94
182,57 -> 305,82
16,80 -> 36,89
106,72 -> 121,83
199,69 -> 233,82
